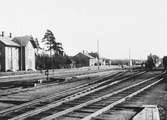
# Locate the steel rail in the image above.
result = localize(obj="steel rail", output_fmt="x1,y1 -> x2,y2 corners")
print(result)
81,78 -> 163,120
8,71 -> 145,120
0,71 -> 127,115
41,74 -> 163,120
2,71 -> 144,120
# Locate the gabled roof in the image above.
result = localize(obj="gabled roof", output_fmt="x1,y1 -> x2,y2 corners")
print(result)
12,36 -> 37,48
83,53 -> 95,59
74,52 -> 95,59
89,52 -> 99,58
0,36 -> 20,47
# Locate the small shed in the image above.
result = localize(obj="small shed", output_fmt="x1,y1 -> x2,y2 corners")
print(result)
0,36 -> 20,71
12,36 -> 37,71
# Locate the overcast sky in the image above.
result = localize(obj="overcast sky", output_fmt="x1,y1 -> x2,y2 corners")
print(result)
0,0 -> 167,59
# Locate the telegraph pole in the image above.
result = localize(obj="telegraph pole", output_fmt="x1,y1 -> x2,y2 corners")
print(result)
97,40 -> 100,70
129,48 -> 135,80
21,39 -> 22,71
129,48 -> 132,67
18,24 -> 23,71
129,48 -> 132,71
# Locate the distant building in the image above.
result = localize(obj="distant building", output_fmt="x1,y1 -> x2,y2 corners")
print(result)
12,36 -> 37,71
89,52 -> 112,66
0,36 -> 20,71
88,52 -> 99,66
99,58 -> 109,66
89,57 -> 98,66
89,52 -> 99,58
71,51 -> 112,67
72,51 -> 97,67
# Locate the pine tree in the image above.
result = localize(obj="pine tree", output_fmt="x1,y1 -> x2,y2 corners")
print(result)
42,29 -> 64,55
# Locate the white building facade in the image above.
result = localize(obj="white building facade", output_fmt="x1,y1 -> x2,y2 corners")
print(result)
5,47 -> 19,71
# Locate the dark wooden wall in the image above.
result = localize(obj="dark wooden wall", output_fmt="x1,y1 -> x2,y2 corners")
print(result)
0,42 -> 5,71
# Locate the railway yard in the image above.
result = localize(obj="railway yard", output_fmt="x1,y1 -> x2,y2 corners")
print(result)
0,67 -> 166,120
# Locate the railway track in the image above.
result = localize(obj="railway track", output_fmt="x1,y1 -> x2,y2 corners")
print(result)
0,71 -> 129,114
0,70 -> 124,103
0,72 -> 144,120
39,73 -> 163,120
7,71 -> 162,120
79,78 -> 163,120
0,70 -> 124,97
0,71 -> 123,97
0,71 -> 156,120
0,68 -> 117,84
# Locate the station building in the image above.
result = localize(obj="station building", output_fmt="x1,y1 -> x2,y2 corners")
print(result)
12,36 -> 37,71
0,33 -> 37,72
0,36 -> 20,71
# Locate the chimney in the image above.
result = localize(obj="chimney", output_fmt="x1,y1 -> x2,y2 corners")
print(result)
1,31 -> 4,37
9,33 -> 12,38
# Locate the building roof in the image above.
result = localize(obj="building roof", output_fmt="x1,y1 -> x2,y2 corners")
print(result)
73,52 -> 95,59
89,52 -> 99,58
0,36 -> 20,47
83,53 -> 95,59
12,36 -> 37,48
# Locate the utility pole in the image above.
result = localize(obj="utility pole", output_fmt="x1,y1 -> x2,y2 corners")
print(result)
129,48 -> 135,80
21,40 -> 22,71
97,40 -> 100,70
129,48 -> 132,71
18,24 -> 23,71
129,48 -> 132,67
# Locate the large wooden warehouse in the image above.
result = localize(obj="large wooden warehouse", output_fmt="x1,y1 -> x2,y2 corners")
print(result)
0,35 -> 37,72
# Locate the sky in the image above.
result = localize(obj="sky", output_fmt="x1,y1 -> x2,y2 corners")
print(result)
0,0 -> 167,59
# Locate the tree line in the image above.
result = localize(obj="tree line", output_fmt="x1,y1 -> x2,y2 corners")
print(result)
36,29 -> 72,70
